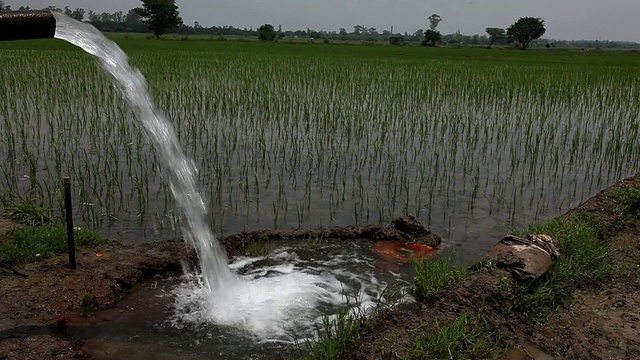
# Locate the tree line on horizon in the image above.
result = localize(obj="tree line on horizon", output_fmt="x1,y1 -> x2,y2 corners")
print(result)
0,0 -> 638,49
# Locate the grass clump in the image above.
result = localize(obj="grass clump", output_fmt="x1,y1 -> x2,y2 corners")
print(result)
0,224 -> 106,264
3,199 -> 55,226
297,304 -> 365,360
405,313 -> 498,360
411,252 -> 467,301
611,185 -> 640,218
242,241 -> 274,257
297,288 -> 406,360
515,213 -> 613,320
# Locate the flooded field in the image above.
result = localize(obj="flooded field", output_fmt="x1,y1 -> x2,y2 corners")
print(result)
1,40 -> 639,262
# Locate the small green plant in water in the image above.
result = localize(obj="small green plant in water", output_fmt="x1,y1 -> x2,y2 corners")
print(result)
243,241 -> 273,257
298,308 -> 363,360
0,224 -> 106,264
4,199 -> 55,226
411,252 -> 467,301
295,287 -> 405,360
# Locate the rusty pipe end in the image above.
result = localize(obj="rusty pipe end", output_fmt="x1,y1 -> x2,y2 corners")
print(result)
0,10 -> 56,41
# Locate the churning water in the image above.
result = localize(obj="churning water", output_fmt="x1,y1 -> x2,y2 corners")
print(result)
66,240 -> 409,359
170,241 -> 397,344
53,14 -> 390,343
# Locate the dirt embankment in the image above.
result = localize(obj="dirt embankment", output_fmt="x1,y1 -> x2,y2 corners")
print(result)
0,216 -> 438,359
0,175 -> 639,359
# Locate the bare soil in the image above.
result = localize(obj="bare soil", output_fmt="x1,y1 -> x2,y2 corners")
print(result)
0,176 -> 638,359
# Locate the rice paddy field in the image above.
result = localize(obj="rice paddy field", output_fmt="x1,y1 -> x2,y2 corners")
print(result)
1,38 -> 639,262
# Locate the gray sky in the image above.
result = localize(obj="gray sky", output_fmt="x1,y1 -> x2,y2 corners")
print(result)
6,0 -> 640,42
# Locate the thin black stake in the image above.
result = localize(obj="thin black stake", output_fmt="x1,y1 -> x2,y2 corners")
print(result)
64,177 -> 76,270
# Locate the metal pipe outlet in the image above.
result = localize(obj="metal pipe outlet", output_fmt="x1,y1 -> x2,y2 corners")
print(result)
0,10 -> 56,41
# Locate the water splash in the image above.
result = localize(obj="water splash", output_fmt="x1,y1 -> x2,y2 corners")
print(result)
170,246 -> 391,343
53,14 -> 236,290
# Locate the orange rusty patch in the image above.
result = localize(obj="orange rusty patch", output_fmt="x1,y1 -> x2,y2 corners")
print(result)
372,241 -> 436,266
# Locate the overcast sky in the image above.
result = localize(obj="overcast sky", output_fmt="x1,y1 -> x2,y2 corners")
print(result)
6,0 -> 639,42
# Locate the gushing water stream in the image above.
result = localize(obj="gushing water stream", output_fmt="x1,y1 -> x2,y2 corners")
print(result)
53,15 -> 390,344
53,14 -> 236,291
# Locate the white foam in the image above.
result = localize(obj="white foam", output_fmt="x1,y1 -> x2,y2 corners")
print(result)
170,248 -> 388,343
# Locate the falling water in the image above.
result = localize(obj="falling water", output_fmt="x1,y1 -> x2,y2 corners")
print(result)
53,14 -> 236,290
52,14 -> 390,344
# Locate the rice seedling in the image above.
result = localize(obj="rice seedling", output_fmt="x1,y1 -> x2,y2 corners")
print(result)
3,199 -> 55,226
0,41 -> 638,262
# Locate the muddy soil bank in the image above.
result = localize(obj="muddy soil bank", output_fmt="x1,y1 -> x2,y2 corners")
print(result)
350,174 -> 640,360
0,217 -> 438,359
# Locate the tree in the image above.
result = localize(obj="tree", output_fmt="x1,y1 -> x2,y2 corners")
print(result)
507,17 -> 545,50
134,0 -> 183,39
125,9 -> 142,23
64,6 -> 86,21
422,29 -> 442,46
428,14 -> 442,31
113,11 -> 124,23
87,10 -> 100,22
45,6 -> 62,12
422,13 -> 443,46
258,24 -> 277,41
485,27 -> 506,48
0,1 -> 11,10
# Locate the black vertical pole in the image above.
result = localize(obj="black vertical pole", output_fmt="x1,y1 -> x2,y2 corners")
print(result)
64,177 -> 76,270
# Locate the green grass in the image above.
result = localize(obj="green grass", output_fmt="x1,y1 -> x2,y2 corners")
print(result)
514,213 -> 614,320
611,185 -> 640,218
411,252 -> 467,301
297,307 -> 364,360
404,313 -> 499,360
296,291 -> 371,360
1,37 -> 638,65
296,287 -> 408,360
0,224 -> 106,264
3,199 -> 55,226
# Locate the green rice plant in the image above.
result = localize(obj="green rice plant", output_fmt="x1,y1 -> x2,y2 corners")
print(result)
404,313 -> 499,360
242,241 -> 273,257
514,213 -> 613,321
2,41 -> 640,251
411,252 -> 467,301
0,224 -> 106,264
3,199 -> 55,226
